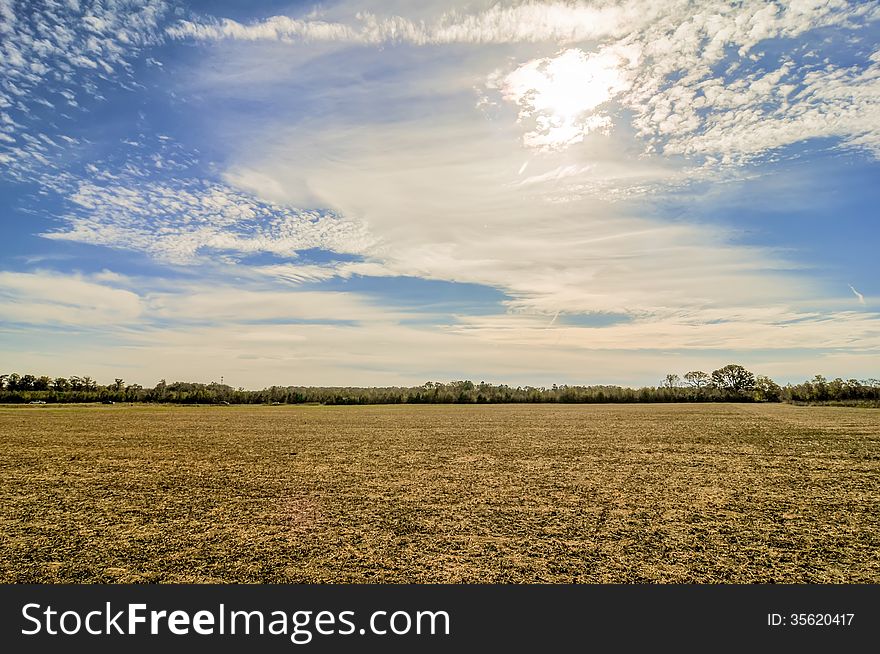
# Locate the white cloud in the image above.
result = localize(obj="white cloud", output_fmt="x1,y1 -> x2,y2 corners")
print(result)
616,1 -> 880,161
220,106 -> 807,319
0,270 -> 143,325
2,263 -> 877,386
145,286 -> 412,324
627,51 -> 880,162
3,269 -> 878,387
170,1 -> 880,161
166,1 -> 661,46
0,0 -> 170,181
450,306 -> 880,352
246,263 -> 345,285
167,1 -> 878,54
44,177 -> 373,264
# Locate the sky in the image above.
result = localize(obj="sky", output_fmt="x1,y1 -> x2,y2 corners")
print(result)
1,0 -> 878,388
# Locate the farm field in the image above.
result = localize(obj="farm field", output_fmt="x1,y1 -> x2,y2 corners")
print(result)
0,403 -> 878,583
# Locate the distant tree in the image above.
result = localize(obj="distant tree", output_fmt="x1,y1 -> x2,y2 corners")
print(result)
711,364 -> 756,393
1,369 -> 874,406
753,375 -> 782,402
662,374 -> 681,389
827,377 -> 845,400
123,383 -> 142,402
810,374 -> 829,401
684,371 -> 710,389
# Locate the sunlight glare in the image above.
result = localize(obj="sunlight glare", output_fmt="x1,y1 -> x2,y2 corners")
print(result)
500,48 -> 630,150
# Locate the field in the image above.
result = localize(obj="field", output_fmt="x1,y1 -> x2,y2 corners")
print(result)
1,403 -> 878,583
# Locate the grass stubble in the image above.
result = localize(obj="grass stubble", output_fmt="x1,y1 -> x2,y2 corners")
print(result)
0,403 -> 877,583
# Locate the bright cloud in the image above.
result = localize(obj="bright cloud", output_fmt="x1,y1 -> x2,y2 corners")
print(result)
493,48 -> 635,149
217,94 -> 806,319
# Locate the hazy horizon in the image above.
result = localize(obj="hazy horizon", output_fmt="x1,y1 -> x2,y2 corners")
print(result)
2,1 -> 878,388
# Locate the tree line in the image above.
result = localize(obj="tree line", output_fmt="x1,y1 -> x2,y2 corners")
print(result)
1,365 -> 878,406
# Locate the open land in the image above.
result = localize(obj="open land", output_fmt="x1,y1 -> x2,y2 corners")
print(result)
1,403 -> 878,583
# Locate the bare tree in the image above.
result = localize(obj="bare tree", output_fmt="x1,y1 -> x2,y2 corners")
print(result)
684,371 -> 710,389
662,374 -> 681,389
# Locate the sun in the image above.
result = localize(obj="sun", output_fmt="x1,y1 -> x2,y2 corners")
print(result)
500,48 -> 631,150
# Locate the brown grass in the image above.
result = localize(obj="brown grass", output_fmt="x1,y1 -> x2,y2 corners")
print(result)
1,403 -> 878,583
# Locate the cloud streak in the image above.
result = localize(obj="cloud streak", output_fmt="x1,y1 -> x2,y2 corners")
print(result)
849,284 -> 867,305
166,1 -> 659,46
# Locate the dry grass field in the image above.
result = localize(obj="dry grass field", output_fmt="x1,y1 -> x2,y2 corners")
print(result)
1,403 -> 878,583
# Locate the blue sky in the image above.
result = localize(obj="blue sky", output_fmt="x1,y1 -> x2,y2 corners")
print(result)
1,0 -> 878,388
